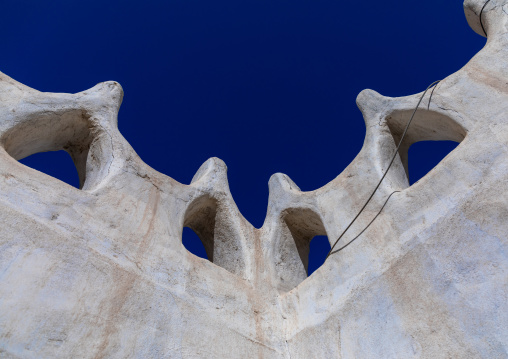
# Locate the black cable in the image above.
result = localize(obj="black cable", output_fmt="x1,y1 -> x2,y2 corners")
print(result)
330,191 -> 400,255
428,81 -> 438,110
480,0 -> 492,37
325,80 -> 441,260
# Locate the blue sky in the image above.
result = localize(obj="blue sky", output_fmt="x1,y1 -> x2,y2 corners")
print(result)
1,0 -> 485,274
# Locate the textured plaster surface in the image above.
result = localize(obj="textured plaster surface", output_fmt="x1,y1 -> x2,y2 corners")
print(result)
0,0 -> 507,358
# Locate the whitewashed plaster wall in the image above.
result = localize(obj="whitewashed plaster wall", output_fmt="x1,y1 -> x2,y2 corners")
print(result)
0,0 -> 507,357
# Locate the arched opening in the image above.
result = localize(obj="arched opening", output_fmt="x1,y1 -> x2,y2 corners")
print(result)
408,140 -> 459,185
307,235 -> 331,276
19,150 -> 80,189
1,109 -> 95,190
182,227 -> 209,260
386,108 -> 466,184
183,195 -> 217,261
273,207 -> 328,291
182,194 -> 248,276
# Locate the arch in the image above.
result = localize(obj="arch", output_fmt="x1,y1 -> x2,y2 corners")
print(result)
386,108 -> 466,182
1,109 -> 93,189
183,195 -> 217,261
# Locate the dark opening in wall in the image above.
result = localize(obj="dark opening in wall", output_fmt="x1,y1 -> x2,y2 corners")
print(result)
3,109 -> 96,190
183,195 -> 217,261
408,140 -> 459,185
308,235 -> 331,276
273,207 -> 329,291
182,194 -> 247,276
19,150 -> 80,189
182,227 -> 209,260
385,108 -> 465,186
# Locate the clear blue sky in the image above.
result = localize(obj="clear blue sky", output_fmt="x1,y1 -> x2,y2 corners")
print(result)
1,0 -> 486,274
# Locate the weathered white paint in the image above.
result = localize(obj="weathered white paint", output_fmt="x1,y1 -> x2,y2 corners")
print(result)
0,0 -> 507,357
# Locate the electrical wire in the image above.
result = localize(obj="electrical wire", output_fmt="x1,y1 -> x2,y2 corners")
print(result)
329,190 -> 400,255
325,80 -> 441,260
325,0 -> 492,259
480,0 -> 492,37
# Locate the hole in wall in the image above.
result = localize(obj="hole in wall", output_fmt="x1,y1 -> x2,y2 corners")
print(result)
2,109 -> 95,189
183,195 -> 217,262
182,227 -> 209,260
408,140 -> 459,185
307,235 -> 331,276
386,109 -> 466,184
19,150 -> 80,189
273,208 -> 328,291
284,208 -> 327,274
182,194 -> 247,275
